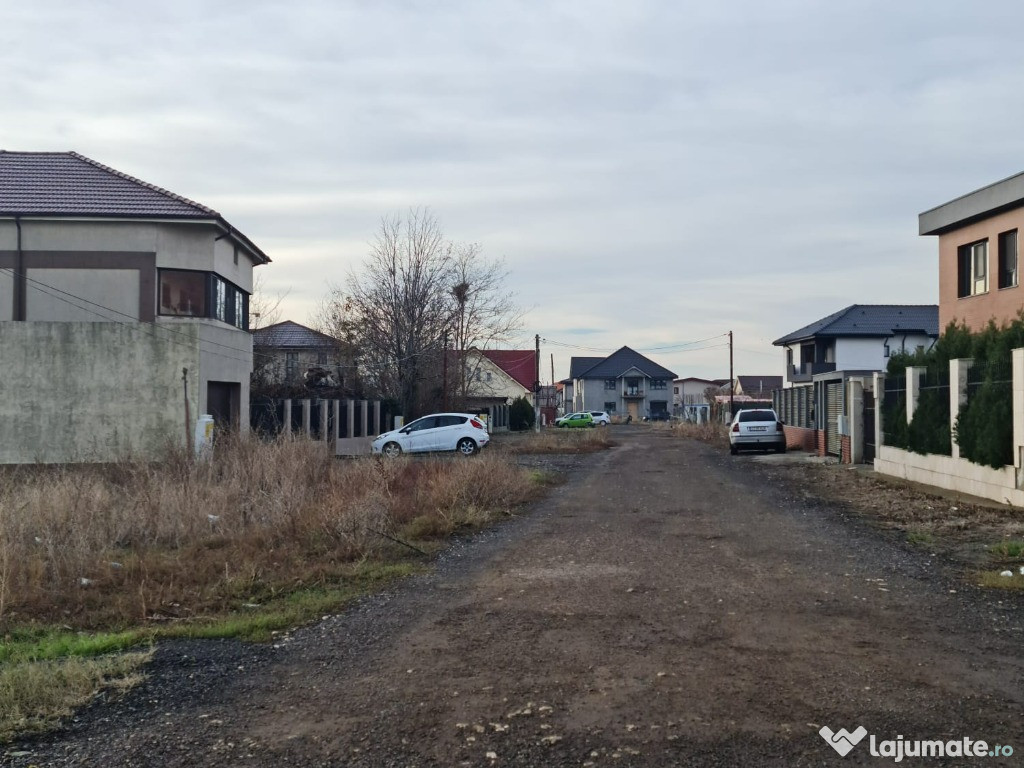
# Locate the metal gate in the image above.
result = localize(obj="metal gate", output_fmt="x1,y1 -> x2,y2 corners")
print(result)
826,381 -> 841,456
863,389 -> 876,463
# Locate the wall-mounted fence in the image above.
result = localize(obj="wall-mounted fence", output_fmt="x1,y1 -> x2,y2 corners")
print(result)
251,397 -> 396,456
872,349 -> 1024,506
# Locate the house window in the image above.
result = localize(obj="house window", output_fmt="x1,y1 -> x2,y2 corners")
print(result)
158,270 -> 248,329
285,352 -> 299,381
604,401 -> 616,413
651,379 -> 667,390
604,379 -> 616,390
673,386 -> 679,395
957,240 -> 988,297
159,270 -> 207,317
316,352 -> 328,366
999,230 -> 1018,289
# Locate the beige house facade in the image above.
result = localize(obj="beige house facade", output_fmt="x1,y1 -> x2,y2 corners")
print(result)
0,151 -> 268,463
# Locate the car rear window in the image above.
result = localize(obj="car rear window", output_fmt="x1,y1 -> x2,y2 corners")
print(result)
738,410 -> 777,423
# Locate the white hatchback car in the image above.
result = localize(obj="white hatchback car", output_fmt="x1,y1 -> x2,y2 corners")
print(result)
729,408 -> 786,455
587,411 -> 611,425
372,413 -> 490,457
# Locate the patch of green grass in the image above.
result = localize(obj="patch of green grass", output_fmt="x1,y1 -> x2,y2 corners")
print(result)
527,469 -> 562,486
0,561 -> 422,745
988,539 -> 1024,559
0,650 -> 153,744
0,628 -> 150,665
977,570 -> 1024,590
907,530 -> 936,547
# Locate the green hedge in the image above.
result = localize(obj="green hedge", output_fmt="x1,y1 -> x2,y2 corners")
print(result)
887,317 -> 1024,468
509,396 -> 535,431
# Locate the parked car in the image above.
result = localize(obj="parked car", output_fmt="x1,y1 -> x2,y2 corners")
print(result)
372,413 -> 489,457
588,411 -> 611,425
557,412 -> 594,428
729,408 -> 786,455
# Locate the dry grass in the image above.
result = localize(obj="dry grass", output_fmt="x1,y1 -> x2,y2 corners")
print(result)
497,428 -> 614,454
0,435 -> 535,631
671,421 -> 729,448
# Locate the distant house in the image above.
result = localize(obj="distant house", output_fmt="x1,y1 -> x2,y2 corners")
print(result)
253,320 -> 346,389
672,376 -> 725,422
920,171 -> 1024,331
0,150 -> 269,463
772,304 -> 939,460
774,304 -> 939,387
734,375 -> 783,400
455,348 -> 537,430
567,347 -> 677,421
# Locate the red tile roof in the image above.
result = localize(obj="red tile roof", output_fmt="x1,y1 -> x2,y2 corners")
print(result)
481,349 -> 537,390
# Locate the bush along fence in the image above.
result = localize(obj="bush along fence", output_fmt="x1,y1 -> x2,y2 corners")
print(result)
873,346 -> 1024,506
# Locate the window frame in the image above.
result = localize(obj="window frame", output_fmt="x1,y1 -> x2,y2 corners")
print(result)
957,239 -> 989,298
999,230 -> 1018,290
157,269 -> 249,329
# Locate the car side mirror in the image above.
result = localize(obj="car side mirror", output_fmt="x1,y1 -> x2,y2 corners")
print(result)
400,427 -> 411,434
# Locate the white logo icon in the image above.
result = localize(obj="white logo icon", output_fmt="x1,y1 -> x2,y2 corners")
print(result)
820,725 -> 868,756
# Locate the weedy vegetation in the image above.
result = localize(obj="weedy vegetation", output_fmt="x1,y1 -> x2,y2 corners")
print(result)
0,433 -> 547,743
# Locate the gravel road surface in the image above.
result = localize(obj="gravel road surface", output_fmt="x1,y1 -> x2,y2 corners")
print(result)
6,429 -> 1023,766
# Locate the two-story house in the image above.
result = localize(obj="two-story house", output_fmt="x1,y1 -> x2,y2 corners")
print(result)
568,346 -> 677,421
920,170 -> 1024,331
0,151 -> 269,463
773,304 -> 938,459
253,320 -> 346,390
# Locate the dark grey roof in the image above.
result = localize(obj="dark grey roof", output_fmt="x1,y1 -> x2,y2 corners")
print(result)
253,321 -> 338,349
573,346 -> 676,380
737,375 -> 782,394
568,356 -> 603,379
773,305 -> 939,346
0,150 -> 270,263
920,170 -> 1024,235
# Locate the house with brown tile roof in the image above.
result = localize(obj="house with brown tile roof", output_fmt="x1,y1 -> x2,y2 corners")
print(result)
0,150 -> 269,463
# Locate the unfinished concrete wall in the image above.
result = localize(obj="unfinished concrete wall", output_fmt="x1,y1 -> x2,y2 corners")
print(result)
0,321 -> 200,463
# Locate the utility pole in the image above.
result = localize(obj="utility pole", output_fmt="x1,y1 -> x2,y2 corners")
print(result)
534,333 -> 541,432
728,330 -> 734,422
442,330 -> 449,411
550,353 -> 555,388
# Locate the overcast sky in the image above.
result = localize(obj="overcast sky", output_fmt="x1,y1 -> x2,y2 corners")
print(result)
4,0 -> 1024,382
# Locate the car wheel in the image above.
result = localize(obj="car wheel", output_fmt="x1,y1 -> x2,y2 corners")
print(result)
382,441 -> 403,458
729,444 -> 738,456
456,437 -> 478,456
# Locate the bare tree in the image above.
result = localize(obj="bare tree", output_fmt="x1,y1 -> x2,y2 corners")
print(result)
448,244 -> 524,408
248,273 -> 289,331
310,284 -> 363,396
344,210 -> 457,417
313,210 -> 523,419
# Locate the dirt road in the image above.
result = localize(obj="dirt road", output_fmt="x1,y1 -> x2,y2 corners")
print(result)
6,430 -> 1024,766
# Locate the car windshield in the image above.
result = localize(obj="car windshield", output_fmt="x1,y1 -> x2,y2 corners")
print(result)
738,410 -> 776,423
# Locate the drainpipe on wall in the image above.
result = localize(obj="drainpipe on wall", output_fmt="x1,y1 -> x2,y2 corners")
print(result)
14,216 -> 24,321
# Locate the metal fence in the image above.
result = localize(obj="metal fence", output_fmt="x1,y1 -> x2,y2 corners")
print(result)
773,385 -> 813,429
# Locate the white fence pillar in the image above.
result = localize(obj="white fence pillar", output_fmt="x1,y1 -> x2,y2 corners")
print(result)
301,399 -> 311,436
282,398 -> 292,435
906,366 -> 925,424
320,400 -> 329,443
949,358 -> 973,461
1014,348 -> 1024,473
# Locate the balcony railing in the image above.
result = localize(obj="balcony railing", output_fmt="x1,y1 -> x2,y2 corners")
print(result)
787,361 -> 837,383
622,388 -> 645,398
